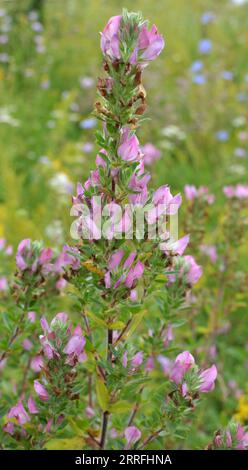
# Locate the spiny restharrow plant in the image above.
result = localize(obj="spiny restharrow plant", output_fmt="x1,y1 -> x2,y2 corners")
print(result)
0,10 -> 222,451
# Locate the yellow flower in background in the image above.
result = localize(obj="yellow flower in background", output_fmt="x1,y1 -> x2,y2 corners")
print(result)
235,395 -> 248,423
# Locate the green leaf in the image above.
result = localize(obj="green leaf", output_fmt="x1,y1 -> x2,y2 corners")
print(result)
45,437 -> 85,450
108,321 -> 125,330
86,310 -> 107,328
109,400 -> 132,414
120,310 -> 146,342
96,378 -> 109,411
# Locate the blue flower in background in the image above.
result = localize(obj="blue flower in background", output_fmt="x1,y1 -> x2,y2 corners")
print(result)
237,92 -> 248,102
191,60 -> 203,73
221,71 -> 233,81
198,38 -> 212,54
192,74 -> 206,85
216,130 -> 229,142
79,118 -> 97,129
201,11 -> 215,25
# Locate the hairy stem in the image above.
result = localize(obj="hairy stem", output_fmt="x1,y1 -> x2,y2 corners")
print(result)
100,328 -> 113,449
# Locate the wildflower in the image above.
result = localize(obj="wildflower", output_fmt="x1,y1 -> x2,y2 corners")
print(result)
170,351 -> 195,384
7,401 -> 30,425
30,355 -> 44,372
198,365 -> 217,392
200,245 -> 217,263
34,380 -> 49,401
0,276 -> 8,291
192,74 -> 206,85
190,60 -> 203,73
216,130 -> 229,142
160,234 -> 190,256
22,339 -> 33,351
142,143 -> 161,165
124,426 -> 141,447
136,24 -> 164,62
131,351 -> 143,367
118,128 -> 140,162
184,185 -> 198,201
100,15 -> 122,60
0,238 -> 5,250
184,185 -> 215,204
223,184 -> 248,199
27,396 -> 38,414
201,12 -> 215,25
147,185 -> 181,224
63,335 -> 86,357
163,324 -> 173,347
79,118 -> 97,129
27,311 -> 36,323
198,38 -> 212,54
183,255 -> 203,285
16,239 -> 32,271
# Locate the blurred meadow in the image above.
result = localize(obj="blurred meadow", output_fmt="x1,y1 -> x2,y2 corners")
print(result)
0,0 -> 248,449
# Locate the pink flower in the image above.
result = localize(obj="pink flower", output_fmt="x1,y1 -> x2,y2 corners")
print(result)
235,184 -> 248,199
226,430 -> 232,448
170,351 -> 195,384
27,311 -> 36,323
163,324 -> 173,347
5,245 -> 13,256
182,382 -> 188,397
85,406 -> 95,418
3,422 -> 14,435
123,252 -> 137,270
0,238 -> 5,250
96,149 -> 107,168
142,143 -> 161,165
183,255 -> 203,285
160,234 -> 190,256
8,401 -> 30,425
236,424 -> 248,449
137,24 -> 165,62
223,186 -> 235,198
40,316 -> 51,334
108,250 -> 125,271
51,312 -> 68,326
124,426 -> 141,447
63,335 -> 86,357
145,356 -> 155,372
0,276 -> 8,292
34,380 -> 49,401
200,244 -> 217,263
27,395 -> 38,414
157,355 -> 172,375
118,128 -> 140,162
148,185 -> 182,222
40,336 -> 57,360
38,247 -> 53,265
44,418 -> 53,433
16,238 -> 32,271
56,278 -> 67,290
198,365 -> 217,392
130,289 -> 138,302
122,351 -> 128,368
184,184 -> 197,201
125,261 -> 144,288
30,355 -> 44,372
22,339 -> 33,351
131,351 -> 143,367
100,15 -> 122,59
